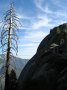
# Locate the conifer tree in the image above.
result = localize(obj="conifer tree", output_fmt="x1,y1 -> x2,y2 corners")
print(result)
1,1 -> 19,90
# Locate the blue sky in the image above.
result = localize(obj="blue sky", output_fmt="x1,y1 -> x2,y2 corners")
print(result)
0,0 -> 67,59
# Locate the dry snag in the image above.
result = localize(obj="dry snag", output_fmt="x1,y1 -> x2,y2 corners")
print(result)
1,2 -> 19,90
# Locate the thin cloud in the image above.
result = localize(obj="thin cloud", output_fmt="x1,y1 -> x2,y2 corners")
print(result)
34,0 -> 45,12
18,30 -> 48,49
51,0 -> 67,9
17,13 -> 34,20
31,16 -> 53,29
34,0 -> 67,17
18,43 -> 39,47
24,30 -> 48,42
18,47 -> 37,59
17,13 -> 54,30
34,0 -> 53,14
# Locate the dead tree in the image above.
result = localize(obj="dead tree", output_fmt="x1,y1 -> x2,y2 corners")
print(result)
1,2 -> 19,90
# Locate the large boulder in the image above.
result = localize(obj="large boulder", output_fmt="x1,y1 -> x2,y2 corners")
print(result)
17,23 -> 67,90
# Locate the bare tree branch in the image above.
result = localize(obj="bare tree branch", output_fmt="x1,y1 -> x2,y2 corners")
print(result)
1,1 -> 19,90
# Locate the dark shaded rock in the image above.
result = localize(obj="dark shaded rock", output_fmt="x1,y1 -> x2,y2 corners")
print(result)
17,23 -> 67,90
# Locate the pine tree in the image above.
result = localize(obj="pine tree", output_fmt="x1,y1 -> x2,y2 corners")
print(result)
1,1 -> 19,90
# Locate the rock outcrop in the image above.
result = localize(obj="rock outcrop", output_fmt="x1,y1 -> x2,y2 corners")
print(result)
17,23 -> 67,90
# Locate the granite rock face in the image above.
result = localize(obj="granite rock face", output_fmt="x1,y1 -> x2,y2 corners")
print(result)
18,23 -> 67,90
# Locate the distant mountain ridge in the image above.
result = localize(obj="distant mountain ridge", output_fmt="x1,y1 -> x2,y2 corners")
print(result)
0,55 -> 28,77
0,55 -> 28,90
0,54 -> 29,80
